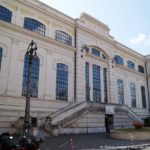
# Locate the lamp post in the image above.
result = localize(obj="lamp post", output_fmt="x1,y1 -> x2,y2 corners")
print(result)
21,40 -> 38,144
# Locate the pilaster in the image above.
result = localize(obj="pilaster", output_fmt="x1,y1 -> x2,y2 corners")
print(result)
6,38 -> 20,96
107,58 -> 116,103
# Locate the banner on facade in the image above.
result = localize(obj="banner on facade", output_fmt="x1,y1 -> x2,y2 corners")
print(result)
105,105 -> 115,114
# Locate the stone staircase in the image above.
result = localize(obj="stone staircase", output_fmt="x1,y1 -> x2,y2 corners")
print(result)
44,101 -> 143,135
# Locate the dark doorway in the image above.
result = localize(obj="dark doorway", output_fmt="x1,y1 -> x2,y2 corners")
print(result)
105,114 -> 113,132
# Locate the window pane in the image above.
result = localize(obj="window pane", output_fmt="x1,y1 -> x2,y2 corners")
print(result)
114,55 -> 123,65
130,83 -> 136,108
0,6 -> 12,22
22,55 -> 40,98
91,48 -> 100,57
102,54 -> 107,60
141,86 -> 146,108
85,62 -> 90,101
55,30 -> 72,46
138,65 -> 144,73
93,64 -> 101,102
103,68 -> 107,103
117,79 -> 124,104
56,63 -> 68,101
127,60 -> 135,69
24,18 -> 46,35
0,47 -> 3,70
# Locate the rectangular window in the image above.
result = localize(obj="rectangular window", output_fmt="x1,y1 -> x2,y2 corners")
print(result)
141,86 -> 146,108
85,62 -> 90,101
0,47 -> 3,70
103,68 -> 107,103
56,63 -> 68,101
93,64 -> 101,102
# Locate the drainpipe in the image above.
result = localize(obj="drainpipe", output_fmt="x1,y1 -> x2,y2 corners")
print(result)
74,26 -> 77,102
145,61 -> 150,112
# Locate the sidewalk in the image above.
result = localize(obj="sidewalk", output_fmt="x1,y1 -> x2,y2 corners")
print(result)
40,133 -> 150,150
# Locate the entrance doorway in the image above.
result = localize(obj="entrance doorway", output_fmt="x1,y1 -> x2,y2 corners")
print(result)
105,114 -> 113,132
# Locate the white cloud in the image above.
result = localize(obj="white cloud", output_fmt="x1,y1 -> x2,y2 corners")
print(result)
144,34 -> 150,46
130,33 -> 145,44
130,33 -> 150,46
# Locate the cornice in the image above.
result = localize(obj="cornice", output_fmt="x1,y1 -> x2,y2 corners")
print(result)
0,94 -> 70,104
114,41 -> 144,61
17,0 -> 75,27
0,21 -> 76,52
115,64 -> 146,77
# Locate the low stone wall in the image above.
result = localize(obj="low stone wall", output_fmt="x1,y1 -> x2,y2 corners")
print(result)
111,130 -> 150,140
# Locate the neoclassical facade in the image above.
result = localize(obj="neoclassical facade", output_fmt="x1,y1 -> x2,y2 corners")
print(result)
0,0 -> 150,135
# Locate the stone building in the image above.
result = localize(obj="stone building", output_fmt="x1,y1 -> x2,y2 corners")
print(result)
0,0 -> 150,135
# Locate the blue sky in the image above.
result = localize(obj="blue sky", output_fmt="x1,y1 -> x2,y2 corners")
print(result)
40,0 -> 150,55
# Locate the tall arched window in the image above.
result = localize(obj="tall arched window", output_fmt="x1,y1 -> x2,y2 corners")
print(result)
93,64 -> 101,102
114,55 -> 123,65
85,62 -> 90,101
55,30 -> 72,46
24,18 -> 46,35
138,65 -> 144,73
56,63 -> 68,101
117,79 -> 124,104
22,55 -> 40,97
103,68 -> 108,103
127,60 -> 135,69
130,83 -> 136,108
141,86 -> 146,108
0,6 -> 12,22
0,47 -> 3,70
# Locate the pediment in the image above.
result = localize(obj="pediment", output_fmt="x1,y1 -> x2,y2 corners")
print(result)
80,13 -> 110,37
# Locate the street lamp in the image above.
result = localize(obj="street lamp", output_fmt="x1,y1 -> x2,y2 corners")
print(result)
81,44 -> 88,58
21,40 -> 38,144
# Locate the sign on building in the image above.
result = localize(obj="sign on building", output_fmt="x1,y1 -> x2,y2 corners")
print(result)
105,105 -> 115,114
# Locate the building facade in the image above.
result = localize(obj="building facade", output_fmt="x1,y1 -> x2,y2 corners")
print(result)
0,0 -> 150,135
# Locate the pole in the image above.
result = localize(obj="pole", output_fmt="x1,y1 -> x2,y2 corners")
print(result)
21,41 -> 37,145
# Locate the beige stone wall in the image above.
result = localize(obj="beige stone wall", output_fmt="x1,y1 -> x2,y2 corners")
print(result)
76,18 -> 148,117
0,0 -> 149,134
72,112 -> 105,128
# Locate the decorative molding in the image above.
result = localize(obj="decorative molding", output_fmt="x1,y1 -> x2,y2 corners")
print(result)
53,58 -> 73,73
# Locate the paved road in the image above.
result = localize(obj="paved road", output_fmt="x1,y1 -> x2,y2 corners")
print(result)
40,133 -> 150,150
